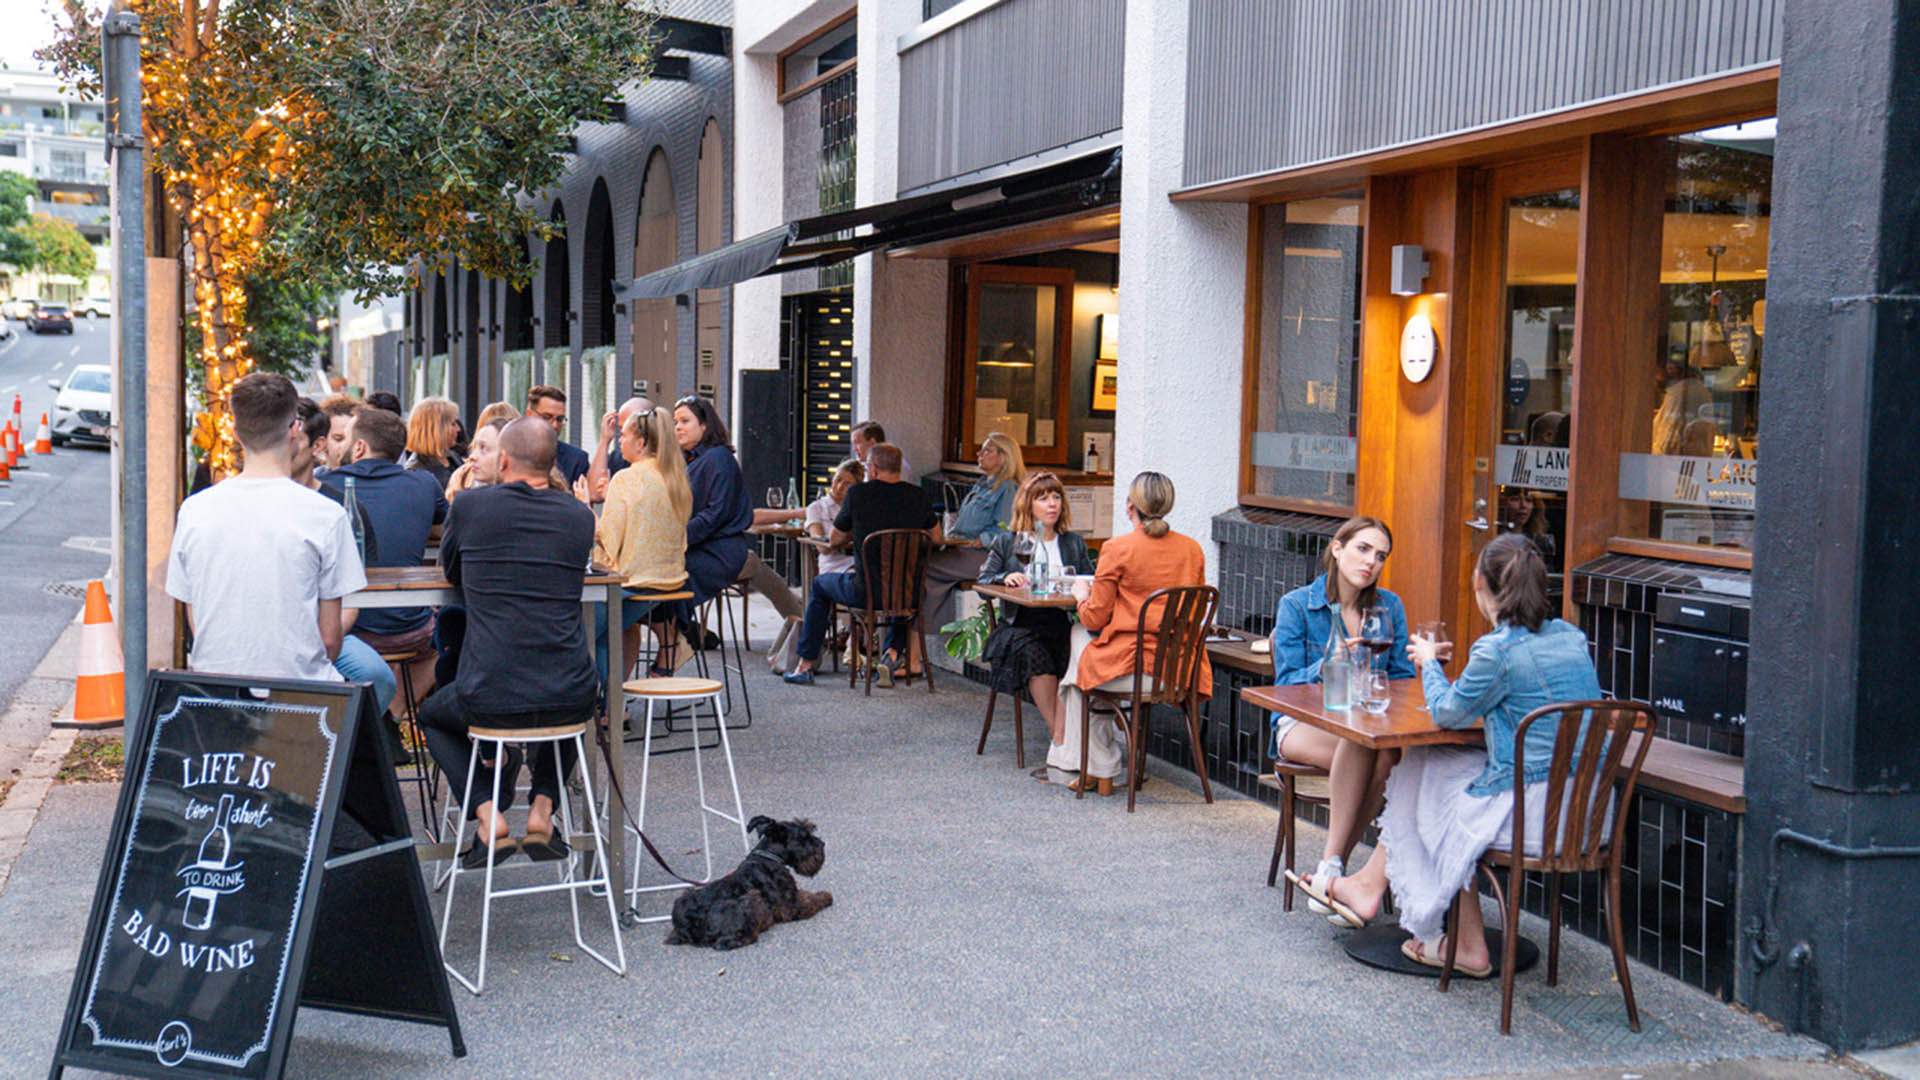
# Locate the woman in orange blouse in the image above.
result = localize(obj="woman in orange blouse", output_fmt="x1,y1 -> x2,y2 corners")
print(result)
1047,471 -> 1212,795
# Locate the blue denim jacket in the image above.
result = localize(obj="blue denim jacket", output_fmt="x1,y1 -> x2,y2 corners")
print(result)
950,475 -> 1015,541
1421,618 -> 1603,797
1270,574 -> 1415,686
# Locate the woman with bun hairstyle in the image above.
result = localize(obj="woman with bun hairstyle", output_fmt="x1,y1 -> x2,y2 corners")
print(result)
1270,515 -> 1414,916
1313,534 -> 1603,977
1049,471 -> 1210,795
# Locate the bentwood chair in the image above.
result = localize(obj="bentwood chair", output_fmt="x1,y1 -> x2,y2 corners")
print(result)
1437,700 -> 1657,1035
849,529 -> 935,696
1266,759 -> 1331,910
974,588 -> 1028,768
1078,585 -> 1219,812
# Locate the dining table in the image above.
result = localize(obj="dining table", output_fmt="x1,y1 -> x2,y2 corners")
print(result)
346,564 -> 641,927
1240,680 -> 1539,978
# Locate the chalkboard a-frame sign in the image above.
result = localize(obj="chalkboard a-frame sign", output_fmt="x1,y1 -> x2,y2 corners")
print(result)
50,671 -> 465,1079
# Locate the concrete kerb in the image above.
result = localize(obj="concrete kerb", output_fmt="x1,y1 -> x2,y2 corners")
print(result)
0,617 -> 95,897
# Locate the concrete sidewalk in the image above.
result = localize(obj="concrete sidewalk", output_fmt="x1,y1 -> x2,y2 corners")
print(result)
0,626 -> 1844,1078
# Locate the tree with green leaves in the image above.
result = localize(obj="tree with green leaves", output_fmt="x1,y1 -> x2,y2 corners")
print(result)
44,0 -> 656,471
0,172 -> 38,271
26,213 -> 97,283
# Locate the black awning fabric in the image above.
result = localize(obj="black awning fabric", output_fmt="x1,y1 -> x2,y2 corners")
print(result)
613,148 -> 1121,298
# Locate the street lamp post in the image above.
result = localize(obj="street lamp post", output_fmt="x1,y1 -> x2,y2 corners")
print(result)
103,5 -> 147,734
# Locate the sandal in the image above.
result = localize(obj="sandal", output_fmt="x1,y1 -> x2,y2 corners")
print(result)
460,835 -> 520,870
1284,870 -> 1368,929
1067,774 -> 1114,796
1401,935 -> 1492,978
522,830 -> 572,863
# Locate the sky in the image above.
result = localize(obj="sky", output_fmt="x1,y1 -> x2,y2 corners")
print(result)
1,0 -> 65,75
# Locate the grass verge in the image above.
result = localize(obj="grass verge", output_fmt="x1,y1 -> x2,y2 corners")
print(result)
57,735 -> 125,784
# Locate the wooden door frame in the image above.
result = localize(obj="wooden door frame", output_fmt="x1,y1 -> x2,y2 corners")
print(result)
958,262 -> 1076,466
1457,153 -> 1586,640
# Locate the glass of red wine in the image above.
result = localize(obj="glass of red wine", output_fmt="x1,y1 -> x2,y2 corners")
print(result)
1358,605 -> 1391,671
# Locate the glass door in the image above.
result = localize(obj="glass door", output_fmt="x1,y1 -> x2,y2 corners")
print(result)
1463,158 -> 1583,634
959,264 -> 1075,465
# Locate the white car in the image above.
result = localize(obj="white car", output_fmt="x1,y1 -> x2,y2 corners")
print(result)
72,297 -> 112,318
2,297 -> 39,320
48,364 -> 111,447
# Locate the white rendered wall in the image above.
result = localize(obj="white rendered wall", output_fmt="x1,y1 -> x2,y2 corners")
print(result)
1115,0 -> 1246,573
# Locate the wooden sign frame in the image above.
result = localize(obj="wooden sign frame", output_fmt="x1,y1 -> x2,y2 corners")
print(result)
50,671 -> 464,1079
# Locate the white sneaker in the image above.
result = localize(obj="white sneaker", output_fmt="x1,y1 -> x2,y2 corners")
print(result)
1304,857 -> 1343,916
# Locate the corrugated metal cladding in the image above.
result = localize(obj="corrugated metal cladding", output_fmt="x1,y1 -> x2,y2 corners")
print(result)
1182,0 -> 1782,189
898,0 -> 1126,192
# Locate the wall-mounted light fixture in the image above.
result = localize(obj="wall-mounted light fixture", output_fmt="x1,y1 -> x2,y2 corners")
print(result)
1390,244 -> 1430,296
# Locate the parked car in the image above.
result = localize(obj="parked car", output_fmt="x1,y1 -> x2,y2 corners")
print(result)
72,296 -> 112,318
2,297 -> 39,320
48,365 -> 111,447
28,304 -> 74,334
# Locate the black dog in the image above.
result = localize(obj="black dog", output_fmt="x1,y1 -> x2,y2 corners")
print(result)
664,816 -> 831,950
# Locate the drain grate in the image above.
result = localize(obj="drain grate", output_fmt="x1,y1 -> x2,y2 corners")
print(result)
1528,989 -> 1671,1047
43,580 -> 90,600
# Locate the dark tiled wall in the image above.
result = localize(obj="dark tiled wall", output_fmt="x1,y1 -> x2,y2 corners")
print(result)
1572,554 -> 1752,754
1211,507 -> 1342,636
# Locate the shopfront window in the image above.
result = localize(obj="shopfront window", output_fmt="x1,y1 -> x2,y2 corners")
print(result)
1494,187 -> 1581,577
1245,193 -> 1363,509
959,264 -> 1074,465
1620,118 -> 1772,551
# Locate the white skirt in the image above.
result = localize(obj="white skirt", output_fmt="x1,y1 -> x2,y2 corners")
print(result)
1378,746 -> 1548,942
1046,625 -> 1136,780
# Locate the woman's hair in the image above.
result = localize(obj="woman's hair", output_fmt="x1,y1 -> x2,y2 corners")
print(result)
1477,533 -> 1555,632
1321,515 -> 1394,612
1508,491 -> 1549,539
1009,471 -> 1070,534
980,431 -> 1027,490
674,394 -> 731,452
474,401 -> 519,431
629,407 -> 692,522
1127,471 -> 1175,538
406,397 -> 458,464
833,457 -> 865,485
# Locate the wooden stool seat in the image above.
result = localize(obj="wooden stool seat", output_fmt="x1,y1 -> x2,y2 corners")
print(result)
624,589 -> 694,603
468,722 -> 589,742
622,676 -> 725,697
1273,759 -> 1332,800
380,645 -> 435,664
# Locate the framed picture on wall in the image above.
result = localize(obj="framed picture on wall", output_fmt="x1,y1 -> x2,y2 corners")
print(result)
1091,359 -> 1118,416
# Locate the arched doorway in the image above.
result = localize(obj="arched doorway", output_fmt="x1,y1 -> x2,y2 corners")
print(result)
696,119 -> 724,403
543,202 -> 571,402
632,148 -> 677,399
502,236 -> 535,408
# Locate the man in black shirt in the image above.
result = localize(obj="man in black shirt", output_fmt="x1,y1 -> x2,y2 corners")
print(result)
418,417 -> 600,865
783,443 -> 938,685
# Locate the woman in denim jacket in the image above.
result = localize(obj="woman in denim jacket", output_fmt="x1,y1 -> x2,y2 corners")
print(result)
1271,516 -> 1415,917
1321,534 -> 1601,977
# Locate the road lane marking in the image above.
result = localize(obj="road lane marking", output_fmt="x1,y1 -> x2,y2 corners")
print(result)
68,345 -> 80,356
0,385 -> 13,394
53,361 -> 65,371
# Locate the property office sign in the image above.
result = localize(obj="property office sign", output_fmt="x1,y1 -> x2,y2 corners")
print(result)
1495,444 -> 1570,492
1619,452 -> 1757,510
1252,431 -> 1359,474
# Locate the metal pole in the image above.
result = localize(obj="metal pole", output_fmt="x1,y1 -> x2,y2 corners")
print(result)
105,7 -> 147,734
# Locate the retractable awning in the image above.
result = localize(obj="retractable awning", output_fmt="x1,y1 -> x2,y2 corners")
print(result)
614,148 -> 1120,300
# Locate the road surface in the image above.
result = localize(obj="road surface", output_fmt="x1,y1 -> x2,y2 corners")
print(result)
0,314 -> 113,706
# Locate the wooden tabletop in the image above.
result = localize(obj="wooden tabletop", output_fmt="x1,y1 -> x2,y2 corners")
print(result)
794,534 -> 840,552
750,522 -> 807,538
1242,681 -> 1483,750
360,565 -> 624,591
1206,635 -> 1273,677
973,582 -> 1080,609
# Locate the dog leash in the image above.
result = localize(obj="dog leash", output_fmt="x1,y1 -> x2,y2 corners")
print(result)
592,713 -> 704,888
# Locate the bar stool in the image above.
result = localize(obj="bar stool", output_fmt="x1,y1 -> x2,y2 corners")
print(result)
621,676 -> 749,920
1266,759 -> 1332,911
438,720 -> 626,995
695,586 -> 755,730
380,644 -> 440,837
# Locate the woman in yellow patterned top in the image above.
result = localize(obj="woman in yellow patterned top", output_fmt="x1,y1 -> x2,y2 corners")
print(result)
586,406 -> 693,677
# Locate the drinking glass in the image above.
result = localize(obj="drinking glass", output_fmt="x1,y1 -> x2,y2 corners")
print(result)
1361,670 -> 1391,715
1358,605 -> 1389,670
1415,620 -> 1452,663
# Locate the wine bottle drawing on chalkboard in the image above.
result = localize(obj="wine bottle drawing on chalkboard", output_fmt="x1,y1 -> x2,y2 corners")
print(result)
181,794 -> 235,931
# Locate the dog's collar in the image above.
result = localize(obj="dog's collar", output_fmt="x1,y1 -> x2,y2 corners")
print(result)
746,849 -> 784,865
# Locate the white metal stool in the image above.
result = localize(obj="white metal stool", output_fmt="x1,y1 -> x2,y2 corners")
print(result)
438,720 -> 626,994
622,676 -> 749,920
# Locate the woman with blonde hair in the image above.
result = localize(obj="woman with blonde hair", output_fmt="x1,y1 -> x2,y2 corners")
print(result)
919,431 -> 1030,675
978,472 -> 1096,760
403,396 -> 461,488
1050,471 -> 1211,794
584,406 -> 694,678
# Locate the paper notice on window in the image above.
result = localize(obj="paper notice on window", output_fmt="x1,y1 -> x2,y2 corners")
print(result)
973,399 -> 1014,444
1494,445 -> 1571,492
1033,419 -> 1055,447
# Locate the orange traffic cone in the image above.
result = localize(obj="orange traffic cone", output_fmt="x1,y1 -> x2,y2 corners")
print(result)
33,412 -> 52,454
3,420 -> 23,470
63,580 -> 126,728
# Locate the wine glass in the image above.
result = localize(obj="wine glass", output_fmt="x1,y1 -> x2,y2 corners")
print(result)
1358,605 -> 1389,670
1415,620 -> 1452,664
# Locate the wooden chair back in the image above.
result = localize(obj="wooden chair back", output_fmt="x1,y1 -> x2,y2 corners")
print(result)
1508,700 -> 1657,872
858,529 -> 932,618
1126,586 -> 1219,708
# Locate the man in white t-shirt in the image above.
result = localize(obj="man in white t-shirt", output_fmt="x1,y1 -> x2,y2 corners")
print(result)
166,372 -> 367,682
